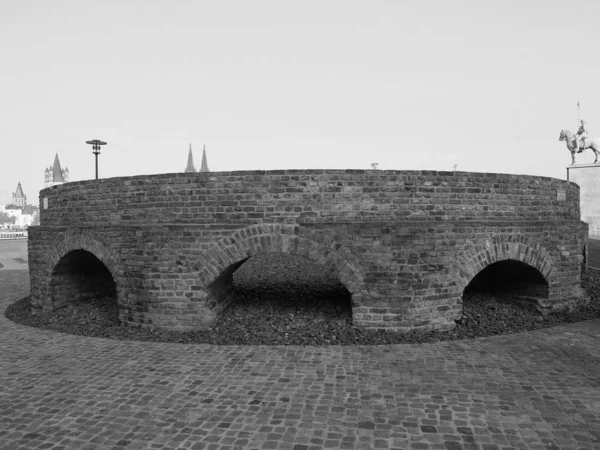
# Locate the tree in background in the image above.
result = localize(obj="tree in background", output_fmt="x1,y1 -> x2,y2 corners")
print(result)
22,205 -> 39,216
0,211 -> 17,226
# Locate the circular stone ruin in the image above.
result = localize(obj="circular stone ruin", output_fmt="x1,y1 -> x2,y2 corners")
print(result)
28,169 -> 589,332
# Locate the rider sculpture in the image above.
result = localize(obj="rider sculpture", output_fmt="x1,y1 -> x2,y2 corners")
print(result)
559,118 -> 600,164
575,119 -> 588,153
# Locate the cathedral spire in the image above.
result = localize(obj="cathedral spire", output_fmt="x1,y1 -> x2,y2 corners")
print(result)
44,154 -> 68,188
52,153 -> 65,182
200,145 -> 209,173
14,182 -> 24,197
184,144 -> 196,173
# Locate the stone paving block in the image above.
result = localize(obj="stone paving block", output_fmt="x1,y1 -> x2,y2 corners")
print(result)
1,270 -> 600,450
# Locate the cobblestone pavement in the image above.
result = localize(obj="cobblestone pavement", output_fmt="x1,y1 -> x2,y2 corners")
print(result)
0,239 -> 28,271
2,270 -> 600,450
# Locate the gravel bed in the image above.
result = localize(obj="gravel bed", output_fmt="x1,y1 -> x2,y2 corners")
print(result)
5,253 -> 600,346
589,238 -> 600,268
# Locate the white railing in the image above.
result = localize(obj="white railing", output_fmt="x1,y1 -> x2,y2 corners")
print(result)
0,230 -> 28,239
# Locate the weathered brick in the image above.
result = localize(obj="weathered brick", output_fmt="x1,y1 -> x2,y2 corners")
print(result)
28,169 -> 588,332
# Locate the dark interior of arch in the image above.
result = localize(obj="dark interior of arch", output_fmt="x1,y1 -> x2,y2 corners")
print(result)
51,249 -> 117,310
464,259 -> 549,300
206,257 -> 250,315
207,252 -> 352,323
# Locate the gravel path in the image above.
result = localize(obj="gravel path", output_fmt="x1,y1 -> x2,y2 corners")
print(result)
589,238 -> 600,268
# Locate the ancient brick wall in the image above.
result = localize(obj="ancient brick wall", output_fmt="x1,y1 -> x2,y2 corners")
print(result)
28,170 -> 588,332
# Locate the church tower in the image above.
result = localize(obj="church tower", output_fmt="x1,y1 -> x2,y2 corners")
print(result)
44,154 -> 69,188
184,144 -> 196,173
12,182 -> 26,207
200,145 -> 209,173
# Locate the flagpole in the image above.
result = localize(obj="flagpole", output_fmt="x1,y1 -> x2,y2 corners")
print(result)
577,101 -> 580,126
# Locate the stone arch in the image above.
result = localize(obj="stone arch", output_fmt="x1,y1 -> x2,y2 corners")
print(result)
40,229 -> 125,311
449,235 -> 554,293
198,223 -> 366,298
46,228 -> 124,282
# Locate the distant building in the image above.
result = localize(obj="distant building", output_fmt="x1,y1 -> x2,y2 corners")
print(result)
11,182 -> 26,207
184,144 -> 210,173
0,205 -> 33,228
44,153 -> 69,188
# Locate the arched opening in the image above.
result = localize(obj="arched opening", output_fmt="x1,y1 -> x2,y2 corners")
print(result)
582,244 -> 588,276
206,252 -> 352,343
51,250 -> 117,311
463,259 -> 549,311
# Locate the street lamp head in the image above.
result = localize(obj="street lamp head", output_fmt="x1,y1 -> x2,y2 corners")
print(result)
86,139 -> 107,180
85,139 -> 107,154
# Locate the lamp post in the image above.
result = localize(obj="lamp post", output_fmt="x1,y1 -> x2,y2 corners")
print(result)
85,139 -> 107,180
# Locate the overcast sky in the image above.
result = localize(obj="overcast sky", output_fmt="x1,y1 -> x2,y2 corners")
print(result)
1,0 -> 599,204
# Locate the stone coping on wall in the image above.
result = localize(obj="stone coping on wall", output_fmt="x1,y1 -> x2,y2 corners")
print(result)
39,168 -> 570,192
567,163 -> 600,168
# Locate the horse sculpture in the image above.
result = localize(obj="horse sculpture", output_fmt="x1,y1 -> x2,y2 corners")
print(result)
559,129 -> 600,164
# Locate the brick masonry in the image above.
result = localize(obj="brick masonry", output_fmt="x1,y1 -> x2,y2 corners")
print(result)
28,170 -> 589,332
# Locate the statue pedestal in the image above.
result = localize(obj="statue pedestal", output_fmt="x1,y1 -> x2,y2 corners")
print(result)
567,163 -> 600,237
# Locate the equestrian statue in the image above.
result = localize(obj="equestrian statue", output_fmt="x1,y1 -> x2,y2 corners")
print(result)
559,119 -> 600,164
